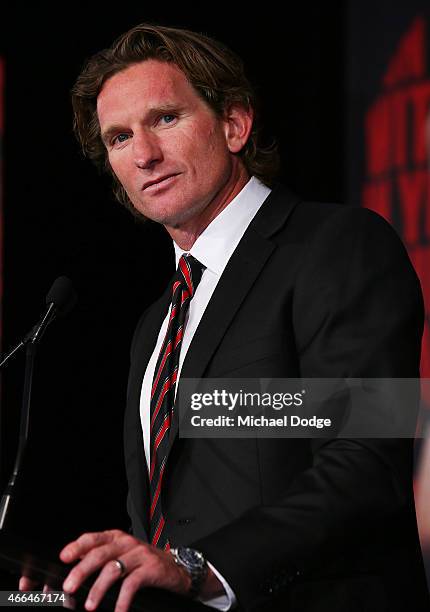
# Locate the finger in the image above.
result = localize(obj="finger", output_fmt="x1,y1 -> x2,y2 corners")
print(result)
63,534 -> 135,594
114,568 -> 152,612
84,545 -> 155,611
60,530 -> 122,563
84,559 -> 135,611
19,576 -> 39,591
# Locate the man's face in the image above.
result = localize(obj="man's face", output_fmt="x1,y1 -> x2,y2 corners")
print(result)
97,60 -> 245,229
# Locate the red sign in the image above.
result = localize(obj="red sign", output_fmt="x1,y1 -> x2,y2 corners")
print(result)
362,17 -> 430,384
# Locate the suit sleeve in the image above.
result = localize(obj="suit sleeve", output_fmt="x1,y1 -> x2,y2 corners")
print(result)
190,206 -> 425,610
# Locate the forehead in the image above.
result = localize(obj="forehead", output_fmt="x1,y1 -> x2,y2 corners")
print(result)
97,60 -> 200,123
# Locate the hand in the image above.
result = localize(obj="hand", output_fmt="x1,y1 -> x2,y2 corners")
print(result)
59,529 -> 222,612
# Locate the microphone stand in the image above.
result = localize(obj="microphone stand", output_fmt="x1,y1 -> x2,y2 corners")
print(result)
0,278 -> 76,531
0,341 -> 37,530
0,304 -> 56,530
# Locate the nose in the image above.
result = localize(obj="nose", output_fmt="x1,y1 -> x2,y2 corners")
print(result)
132,131 -> 163,169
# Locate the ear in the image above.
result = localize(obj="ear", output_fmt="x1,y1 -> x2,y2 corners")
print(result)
223,104 -> 254,154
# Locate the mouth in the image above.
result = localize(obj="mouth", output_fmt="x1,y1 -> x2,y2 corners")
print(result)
142,174 -> 180,192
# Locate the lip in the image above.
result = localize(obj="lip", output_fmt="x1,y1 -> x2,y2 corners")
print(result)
142,174 -> 179,192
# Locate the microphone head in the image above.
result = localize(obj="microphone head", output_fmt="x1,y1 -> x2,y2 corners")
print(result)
45,276 -> 77,316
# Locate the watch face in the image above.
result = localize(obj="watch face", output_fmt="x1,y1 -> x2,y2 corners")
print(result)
178,547 -> 205,570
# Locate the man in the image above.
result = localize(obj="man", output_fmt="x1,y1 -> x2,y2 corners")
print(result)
21,23 -> 429,611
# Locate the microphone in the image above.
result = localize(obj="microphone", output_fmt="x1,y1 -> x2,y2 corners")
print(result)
25,276 -> 77,344
0,276 -> 77,369
46,275 -> 77,316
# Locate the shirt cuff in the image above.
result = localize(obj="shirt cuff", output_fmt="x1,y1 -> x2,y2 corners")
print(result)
198,561 -> 237,610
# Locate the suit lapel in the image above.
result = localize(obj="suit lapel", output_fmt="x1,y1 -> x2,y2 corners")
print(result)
168,185 -> 301,453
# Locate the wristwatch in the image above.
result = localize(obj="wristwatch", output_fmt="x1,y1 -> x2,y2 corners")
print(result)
170,546 -> 208,597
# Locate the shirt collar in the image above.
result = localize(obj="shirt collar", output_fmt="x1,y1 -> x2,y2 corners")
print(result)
173,176 -> 271,276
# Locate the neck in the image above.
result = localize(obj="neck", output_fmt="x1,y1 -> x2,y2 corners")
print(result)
165,163 -> 250,251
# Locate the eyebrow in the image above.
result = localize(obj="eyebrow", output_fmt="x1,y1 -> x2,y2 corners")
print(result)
100,103 -> 186,146
101,124 -> 127,146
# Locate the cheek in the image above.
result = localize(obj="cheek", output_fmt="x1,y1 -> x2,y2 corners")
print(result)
109,154 -> 134,187
186,126 -> 230,175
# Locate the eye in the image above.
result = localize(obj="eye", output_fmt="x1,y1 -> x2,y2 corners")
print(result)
112,133 -> 130,145
160,114 -> 176,124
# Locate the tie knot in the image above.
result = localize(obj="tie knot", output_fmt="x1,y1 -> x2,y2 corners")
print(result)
175,254 -> 204,298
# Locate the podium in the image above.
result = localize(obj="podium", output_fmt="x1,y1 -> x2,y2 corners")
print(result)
0,532 -> 207,611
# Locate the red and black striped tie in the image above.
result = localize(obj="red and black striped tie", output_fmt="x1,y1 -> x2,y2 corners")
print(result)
149,254 -> 204,549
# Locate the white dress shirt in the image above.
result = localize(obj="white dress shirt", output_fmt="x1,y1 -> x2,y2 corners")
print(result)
139,176 -> 271,609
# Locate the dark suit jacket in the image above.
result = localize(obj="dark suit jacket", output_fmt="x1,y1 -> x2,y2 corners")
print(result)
124,184 -> 429,611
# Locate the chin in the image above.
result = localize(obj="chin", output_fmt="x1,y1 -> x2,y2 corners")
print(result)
136,207 -> 188,227
148,201 -> 205,228
130,182 -> 212,224
130,199 -> 174,223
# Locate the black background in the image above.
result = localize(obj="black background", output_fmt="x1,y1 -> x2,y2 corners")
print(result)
0,4 -> 345,545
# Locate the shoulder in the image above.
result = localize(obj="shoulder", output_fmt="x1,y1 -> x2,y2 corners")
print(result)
289,200 -> 417,285
289,197 -> 401,246
266,184 -> 410,259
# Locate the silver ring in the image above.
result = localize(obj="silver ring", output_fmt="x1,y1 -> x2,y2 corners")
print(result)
113,558 -> 127,578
